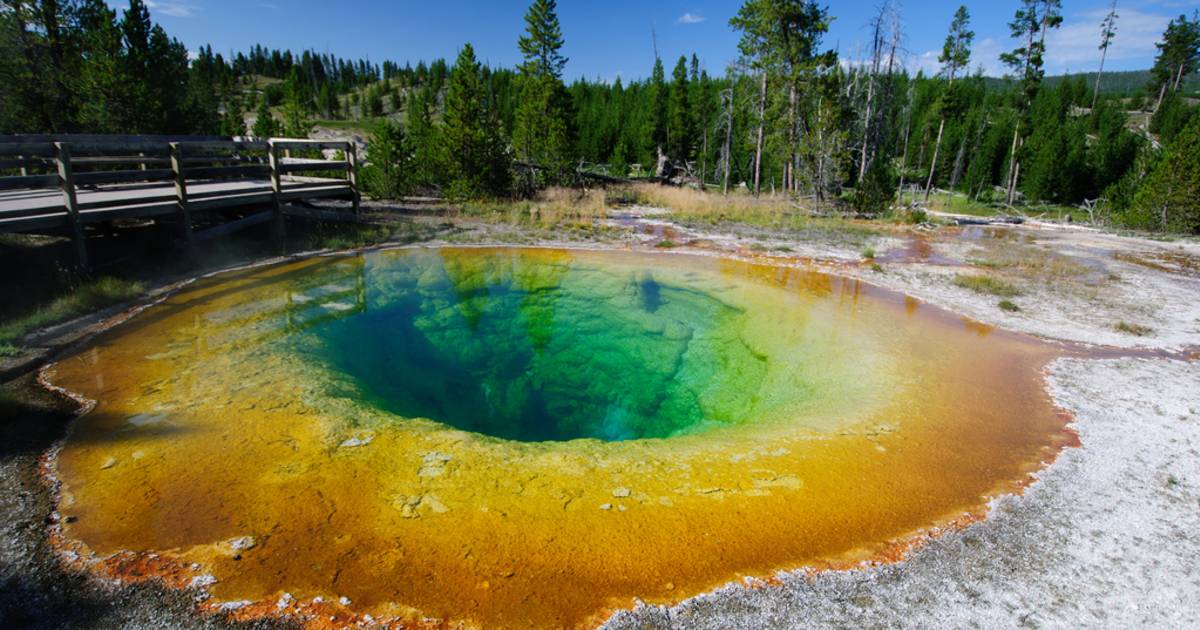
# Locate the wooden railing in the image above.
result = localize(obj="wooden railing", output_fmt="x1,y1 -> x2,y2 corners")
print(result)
0,134 -> 359,269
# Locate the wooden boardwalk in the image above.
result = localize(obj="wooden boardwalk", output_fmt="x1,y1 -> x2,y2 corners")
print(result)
0,134 -> 360,268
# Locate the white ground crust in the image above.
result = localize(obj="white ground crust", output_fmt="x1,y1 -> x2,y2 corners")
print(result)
604,357 -> 1200,628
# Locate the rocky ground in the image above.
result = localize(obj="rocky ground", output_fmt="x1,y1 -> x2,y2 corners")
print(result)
2,201 -> 1198,628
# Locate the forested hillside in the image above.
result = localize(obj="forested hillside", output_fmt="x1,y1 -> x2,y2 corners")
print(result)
2,0 -> 1199,233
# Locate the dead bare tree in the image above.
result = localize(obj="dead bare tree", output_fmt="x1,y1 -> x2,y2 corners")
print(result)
718,87 -> 734,195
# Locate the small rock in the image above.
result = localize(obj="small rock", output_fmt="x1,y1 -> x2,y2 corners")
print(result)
229,536 -> 256,551
100,457 -> 117,470
338,596 -> 351,606
189,574 -> 217,589
612,487 -> 631,498
339,434 -> 374,448
600,503 -> 612,510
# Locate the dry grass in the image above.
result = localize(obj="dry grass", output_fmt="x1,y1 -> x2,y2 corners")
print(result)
1115,321 -> 1153,336
968,244 -> 1092,280
622,183 -> 784,221
953,274 -> 1023,297
618,183 -> 885,245
457,187 -> 609,229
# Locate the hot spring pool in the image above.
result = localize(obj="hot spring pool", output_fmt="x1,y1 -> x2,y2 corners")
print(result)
44,247 -> 1073,627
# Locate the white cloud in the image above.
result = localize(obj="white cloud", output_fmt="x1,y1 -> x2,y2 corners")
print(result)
146,1 -> 197,18
1042,6 -> 1169,73
678,12 -> 706,25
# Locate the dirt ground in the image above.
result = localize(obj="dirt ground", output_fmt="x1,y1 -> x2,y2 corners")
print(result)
2,202 -> 1198,628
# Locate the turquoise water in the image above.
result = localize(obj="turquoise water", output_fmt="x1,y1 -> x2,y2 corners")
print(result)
290,249 -> 771,442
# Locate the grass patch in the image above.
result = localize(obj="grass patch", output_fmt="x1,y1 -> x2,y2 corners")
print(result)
621,183 -> 883,242
953,274 -> 1022,297
456,187 -> 609,231
998,299 -> 1021,312
0,276 -> 145,346
1115,321 -> 1153,336
0,389 -> 20,415
290,220 -> 431,252
0,341 -> 19,357
861,247 -> 876,259
655,240 -> 678,248
870,263 -> 884,273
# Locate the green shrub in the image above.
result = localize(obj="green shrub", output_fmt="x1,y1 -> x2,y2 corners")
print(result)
1115,321 -> 1152,336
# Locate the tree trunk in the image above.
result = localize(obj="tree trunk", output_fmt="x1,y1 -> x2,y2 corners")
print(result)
858,76 -> 876,182
1005,126 -> 1021,204
786,84 -> 797,193
924,117 -> 946,202
950,127 -> 970,190
722,91 -> 733,196
753,72 -> 766,197
1092,47 -> 1108,111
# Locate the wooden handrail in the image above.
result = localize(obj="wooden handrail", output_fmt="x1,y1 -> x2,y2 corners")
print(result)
1,135 -> 360,270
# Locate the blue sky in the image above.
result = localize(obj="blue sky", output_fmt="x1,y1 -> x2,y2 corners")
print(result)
125,0 -> 1196,80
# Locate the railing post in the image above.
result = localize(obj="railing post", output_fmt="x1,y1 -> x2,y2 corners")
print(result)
55,142 -> 89,271
345,141 -> 360,215
170,142 -> 192,243
268,140 -> 285,250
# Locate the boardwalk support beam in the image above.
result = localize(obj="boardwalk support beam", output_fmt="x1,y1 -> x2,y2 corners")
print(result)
268,140 -> 285,250
346,143 -> 360,215
169,142 -> 192,243
54,142 -> 89,271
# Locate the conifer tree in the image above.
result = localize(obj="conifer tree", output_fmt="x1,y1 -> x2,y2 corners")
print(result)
1093,1 -> 1119,109
648,57 -> 668,158
221,96 -> 245,136
513,0 -> 573,187
668,55 -> 693,162
1000,0 -> 1063,204
925,6 -> 974,201
362,119 -> 412,199
442,43 -> 511,199
252,97 -> 278,137
1149,13 -> 1200,111
406,86 -> 441,189
1132,116 -> 1200,233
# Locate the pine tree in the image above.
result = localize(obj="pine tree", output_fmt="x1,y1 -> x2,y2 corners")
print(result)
362,119 -> 412,199
667,56 -> 693,162
1000,0 -> 1064,204
648,57 -> 668,158
1092,1 -> 1119,110
406,87 -> 440,189
1131,116 -> 1200,232
221,96 -> 246,136
1149,13 -> 1200,111
513,0 -> 573,187
252,97 -> 278,137
281,67 -> 310,137
925,5 -> 974,201
442,43 -> 511,199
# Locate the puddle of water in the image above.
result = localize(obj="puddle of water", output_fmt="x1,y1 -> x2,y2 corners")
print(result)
45,248 -> 1072,628
875,234 -> 962,266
